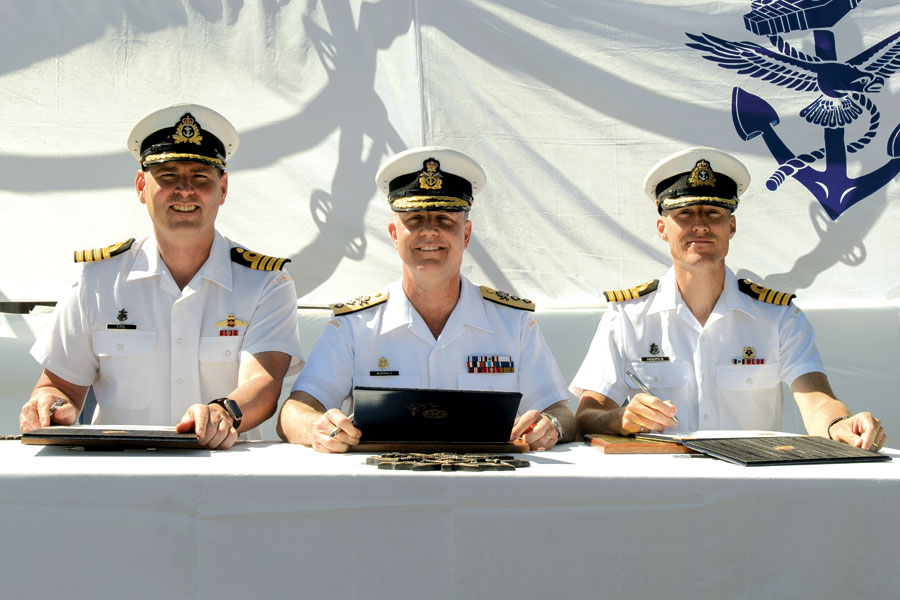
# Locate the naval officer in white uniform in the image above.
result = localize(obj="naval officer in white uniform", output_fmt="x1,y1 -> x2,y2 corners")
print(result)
21,103 -> 303,449
571,147 -> 885,450
277,146 -> 574,452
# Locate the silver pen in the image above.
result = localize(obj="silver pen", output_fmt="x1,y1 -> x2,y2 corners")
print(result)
328,413 -> 355,438
48,399 -> 65,416
624,369 -> 679,424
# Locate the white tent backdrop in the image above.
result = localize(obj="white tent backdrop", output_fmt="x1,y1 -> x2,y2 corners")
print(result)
2,0 -> 899,308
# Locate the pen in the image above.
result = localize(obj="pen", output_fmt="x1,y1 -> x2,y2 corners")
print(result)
624,369 -> 679,424
48,399 -> 65,416
329,413 -> 354,438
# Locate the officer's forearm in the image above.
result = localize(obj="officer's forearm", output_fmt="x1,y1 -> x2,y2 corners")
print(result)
226,351 -> 292,432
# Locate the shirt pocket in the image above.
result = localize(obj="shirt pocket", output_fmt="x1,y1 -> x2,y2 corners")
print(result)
92,329 -> 157,409
626,361 -> 691,391
715,362 -> 781,391
199,336 -> 242,363
457,373 -> 519,393
198,336 -> 242,400
354,375 -> 422,389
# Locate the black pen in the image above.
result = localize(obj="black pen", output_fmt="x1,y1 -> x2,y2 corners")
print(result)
329,413 -> 354,438
624,369 -> 679,424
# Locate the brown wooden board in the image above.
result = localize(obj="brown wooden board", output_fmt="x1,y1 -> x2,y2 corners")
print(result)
585,433 -> 697,454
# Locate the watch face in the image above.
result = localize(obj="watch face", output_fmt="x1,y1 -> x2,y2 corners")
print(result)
224,398 -> 243,419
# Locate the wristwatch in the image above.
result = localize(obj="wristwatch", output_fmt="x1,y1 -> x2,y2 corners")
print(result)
545,414 -> 565,441
208,397 -> 243,430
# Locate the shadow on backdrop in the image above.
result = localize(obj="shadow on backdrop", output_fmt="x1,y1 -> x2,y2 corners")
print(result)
0,1 -> 891,301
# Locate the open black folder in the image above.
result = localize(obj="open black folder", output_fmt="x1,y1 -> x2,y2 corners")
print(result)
21,425 -> 200,449
349,386 -> 522,451
682,435 -> 890,466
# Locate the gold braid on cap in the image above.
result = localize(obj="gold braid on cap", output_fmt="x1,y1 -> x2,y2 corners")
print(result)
659,195 -> 738,211
390,196 -> 472,210
142,152 -> 225,168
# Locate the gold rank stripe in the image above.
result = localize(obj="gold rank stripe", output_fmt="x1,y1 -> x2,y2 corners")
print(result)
739,279 -> 795,306
75,248 -> 104,262
255,254 -> 288,271
74,238 -> 135,263
230,247 -> 291,271
603,279 -> 659,303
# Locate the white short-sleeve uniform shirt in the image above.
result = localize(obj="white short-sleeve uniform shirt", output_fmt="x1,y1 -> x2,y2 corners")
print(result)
569,267 -> 824,432
31,232 -> 303,436
292,276 -> 569,415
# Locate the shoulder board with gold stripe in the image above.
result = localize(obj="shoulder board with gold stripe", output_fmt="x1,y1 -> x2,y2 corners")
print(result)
603,280 -> 659,303
480,286 -> 535,312
230,247 -> 291,271
738,279 -> 795,306
331,291 -> 389,316
74,238 -> 135,263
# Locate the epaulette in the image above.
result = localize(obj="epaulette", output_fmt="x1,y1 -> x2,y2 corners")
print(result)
74,238 -> 135,263
331,291 -> 389,316
738,279 -> 795,306
603,280 -> 659,303
480,286 -> 535,312
230,247 -> 291,271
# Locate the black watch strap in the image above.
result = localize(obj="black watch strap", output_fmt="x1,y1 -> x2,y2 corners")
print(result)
208,397 -> 243,429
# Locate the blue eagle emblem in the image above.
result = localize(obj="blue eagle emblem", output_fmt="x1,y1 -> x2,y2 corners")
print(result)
686,0 -> 900,220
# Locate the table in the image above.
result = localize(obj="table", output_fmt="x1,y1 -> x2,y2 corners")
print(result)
2,441 -> 897,599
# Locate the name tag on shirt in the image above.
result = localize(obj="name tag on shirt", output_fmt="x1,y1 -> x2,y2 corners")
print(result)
106,323 -> 137,330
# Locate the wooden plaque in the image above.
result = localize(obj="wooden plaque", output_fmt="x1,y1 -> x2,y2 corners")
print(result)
585,433 -> 697,454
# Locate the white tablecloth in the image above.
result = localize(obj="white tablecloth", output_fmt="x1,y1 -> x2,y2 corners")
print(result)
2,441 -> 897,599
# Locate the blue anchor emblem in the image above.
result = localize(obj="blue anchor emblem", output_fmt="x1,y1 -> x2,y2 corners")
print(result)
686,0 -> 900,220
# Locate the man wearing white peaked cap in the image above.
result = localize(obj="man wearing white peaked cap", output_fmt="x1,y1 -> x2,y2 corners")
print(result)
278,146 -> 574,452
22,103 -> 303,449
571,147 -> 885,451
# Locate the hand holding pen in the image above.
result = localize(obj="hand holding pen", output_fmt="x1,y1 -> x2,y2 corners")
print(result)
19,396 -> 72,434
622,369 -> 679,434
311,409 -> 361,454
329,412 -> 355,438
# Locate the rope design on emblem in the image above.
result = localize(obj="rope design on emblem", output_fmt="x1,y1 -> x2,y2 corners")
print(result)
766,148 -> 825,191
846,93 -> 879,153
766,94 -> 881,190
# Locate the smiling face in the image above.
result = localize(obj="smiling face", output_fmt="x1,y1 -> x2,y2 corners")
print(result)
388,210 -> 471,284
657,204 -> 735,271
135,161 -> 227,240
